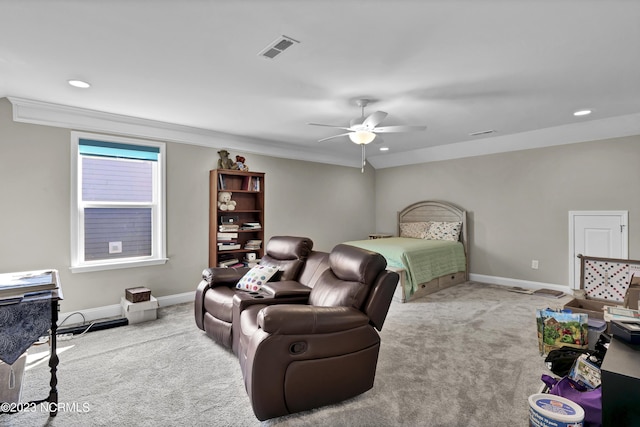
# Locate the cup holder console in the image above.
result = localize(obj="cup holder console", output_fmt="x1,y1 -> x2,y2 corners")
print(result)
247,291 -> 266,299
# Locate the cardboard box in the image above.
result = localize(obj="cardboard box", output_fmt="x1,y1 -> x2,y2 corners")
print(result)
125,287 -> 151,303
624,284 -> 640,310
0,352 -> 27,403
564,297 -> 615,320
121,296 -> 158,324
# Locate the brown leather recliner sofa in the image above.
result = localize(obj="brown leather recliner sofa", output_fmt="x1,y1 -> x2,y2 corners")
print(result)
195,236 -> 318,351
194,236 -> 398,420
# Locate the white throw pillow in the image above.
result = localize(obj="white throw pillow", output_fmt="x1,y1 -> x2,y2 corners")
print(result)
236,264 -> 279,291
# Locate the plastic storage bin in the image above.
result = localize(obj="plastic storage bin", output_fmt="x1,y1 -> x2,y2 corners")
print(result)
587,318 -> 607,350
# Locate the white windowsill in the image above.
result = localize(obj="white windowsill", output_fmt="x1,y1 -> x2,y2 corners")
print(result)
70,258 -> 169,273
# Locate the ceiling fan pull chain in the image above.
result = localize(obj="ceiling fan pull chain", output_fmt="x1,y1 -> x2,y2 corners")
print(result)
361,144 -> 366,173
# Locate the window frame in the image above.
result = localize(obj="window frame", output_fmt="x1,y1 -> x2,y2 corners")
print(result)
70,131 -> 167,273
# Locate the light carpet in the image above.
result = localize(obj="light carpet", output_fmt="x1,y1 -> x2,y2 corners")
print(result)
1,282 -> 570,426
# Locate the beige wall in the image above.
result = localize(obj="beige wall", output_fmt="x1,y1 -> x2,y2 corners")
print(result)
237,153 -> 376,252
375,135 -> 640,287
0,98 -> 375,312
5,91 -> 637,309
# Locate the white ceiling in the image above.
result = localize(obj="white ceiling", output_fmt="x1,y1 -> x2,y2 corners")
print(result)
2,1 -> 640,169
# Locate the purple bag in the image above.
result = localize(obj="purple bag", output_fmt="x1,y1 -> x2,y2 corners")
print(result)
541,374 -> 602,427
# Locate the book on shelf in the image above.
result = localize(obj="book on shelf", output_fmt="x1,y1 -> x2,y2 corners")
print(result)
242,222 -> 262,230
217,232 -> 238,241
244,239 -> 262,250
244,258 -> 260,268
218,258 -> 239,267
239,176 -> 261,192
218,243 -> 241,251
219,224 -> 240,232
0,269 -> 58,300
242,176 -> 252,191
218,174 -> 226,190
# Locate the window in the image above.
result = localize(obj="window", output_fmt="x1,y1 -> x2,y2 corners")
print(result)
71,132 -> 167,272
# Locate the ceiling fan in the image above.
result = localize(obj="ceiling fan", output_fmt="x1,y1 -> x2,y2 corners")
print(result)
308,99 -> 426,172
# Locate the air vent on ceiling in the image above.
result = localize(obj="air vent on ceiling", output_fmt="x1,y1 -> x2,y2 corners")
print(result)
258,35 -> 300,60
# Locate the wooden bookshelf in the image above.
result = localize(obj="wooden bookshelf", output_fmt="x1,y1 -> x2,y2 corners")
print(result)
209,169 -> 265,268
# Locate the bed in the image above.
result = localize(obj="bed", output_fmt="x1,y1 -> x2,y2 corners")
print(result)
344,200 -> 468,302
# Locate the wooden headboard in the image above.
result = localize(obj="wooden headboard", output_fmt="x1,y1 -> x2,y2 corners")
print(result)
397,200 -> 469,278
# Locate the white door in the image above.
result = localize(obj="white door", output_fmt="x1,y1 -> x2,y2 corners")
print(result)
569,211 -> 628,289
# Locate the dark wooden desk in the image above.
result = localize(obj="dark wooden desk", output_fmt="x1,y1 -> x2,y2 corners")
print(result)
0,270 -> 63,417
601,337 -> 640,426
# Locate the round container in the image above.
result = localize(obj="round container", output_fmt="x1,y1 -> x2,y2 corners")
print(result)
529,393 -> 584,427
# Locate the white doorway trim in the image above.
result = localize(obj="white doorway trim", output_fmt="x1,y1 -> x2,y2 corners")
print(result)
568,210 -> 628,289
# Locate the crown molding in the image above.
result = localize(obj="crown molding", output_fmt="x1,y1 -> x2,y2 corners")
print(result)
367,111 -> 640,169
9,96 -> 640,171
7,96 -> 361,168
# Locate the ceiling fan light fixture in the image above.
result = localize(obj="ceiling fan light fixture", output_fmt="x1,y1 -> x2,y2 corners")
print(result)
349,130 -> 376,145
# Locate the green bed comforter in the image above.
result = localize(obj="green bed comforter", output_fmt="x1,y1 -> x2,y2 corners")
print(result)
344,237 -> 466,299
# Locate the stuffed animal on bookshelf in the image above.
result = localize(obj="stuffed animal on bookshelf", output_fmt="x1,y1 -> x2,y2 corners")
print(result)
217,150 -> 234,169
217,191 -> 236,211
234,155 -> 249,171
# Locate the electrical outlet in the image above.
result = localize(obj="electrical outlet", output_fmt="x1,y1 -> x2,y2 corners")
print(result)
531,260 -> 539,269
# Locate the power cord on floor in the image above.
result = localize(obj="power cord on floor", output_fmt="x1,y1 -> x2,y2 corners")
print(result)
34,311 -> 96,345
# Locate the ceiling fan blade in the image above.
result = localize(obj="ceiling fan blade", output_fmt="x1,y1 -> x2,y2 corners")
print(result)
349,117 -> 364,127
317,132 -> 351,142
308,123 -> 353,132
362,111 -> 388,129
372,125 -> 427,133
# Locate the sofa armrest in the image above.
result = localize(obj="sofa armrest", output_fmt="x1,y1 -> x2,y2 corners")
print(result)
232,289 -> 308,312
194,279 -> 209,330
202,267 -> 249,287
257,305 -> 369,334
260,280 -> 311,298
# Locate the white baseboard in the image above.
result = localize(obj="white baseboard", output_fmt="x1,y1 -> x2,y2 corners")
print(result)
58,291 -> 195,327
57,276 -> 570,326
469,274 -> 573,294
156,291 -> 195,307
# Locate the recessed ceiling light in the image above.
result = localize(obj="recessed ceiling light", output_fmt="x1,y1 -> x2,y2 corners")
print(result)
379,147 -> 389,151
573,109 -> 592,116
68,79 -> 91,89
